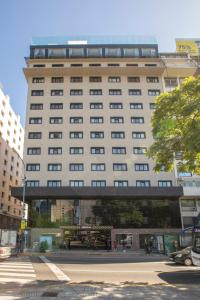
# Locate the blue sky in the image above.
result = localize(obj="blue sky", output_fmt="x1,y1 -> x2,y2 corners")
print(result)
1,0 -> 200,125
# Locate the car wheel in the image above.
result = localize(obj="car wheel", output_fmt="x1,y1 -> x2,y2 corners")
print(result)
184,258 -> 192,266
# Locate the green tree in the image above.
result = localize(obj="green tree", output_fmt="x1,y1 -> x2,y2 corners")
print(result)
148,76 -> 200,174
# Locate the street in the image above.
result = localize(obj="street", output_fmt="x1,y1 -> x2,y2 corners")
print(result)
0,252 -> 200,299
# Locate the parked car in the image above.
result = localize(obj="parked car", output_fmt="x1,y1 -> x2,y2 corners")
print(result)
168,246 -> 193,266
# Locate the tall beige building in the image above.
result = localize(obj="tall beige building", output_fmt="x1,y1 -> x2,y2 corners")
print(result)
0,87 -> 24,229
12,37 -> 198,248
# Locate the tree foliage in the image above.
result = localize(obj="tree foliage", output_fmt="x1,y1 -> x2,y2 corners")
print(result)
148,76 -> 200,174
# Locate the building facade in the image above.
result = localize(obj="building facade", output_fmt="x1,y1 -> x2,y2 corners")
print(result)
12,36 -> 199,249
0,87 -> 24,229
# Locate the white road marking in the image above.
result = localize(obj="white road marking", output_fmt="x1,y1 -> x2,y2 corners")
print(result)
0,264 -> 33,269
0,268 -> 34,272
40,256 -> 71,281
0,272 -> 36,277
0,277 -> 34,283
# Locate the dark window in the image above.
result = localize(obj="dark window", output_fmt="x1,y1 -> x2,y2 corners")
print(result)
49,132 -> 62,139
33,64 -> 45,67
148,89 -> 160,96
145,64 -> 157,67
90,103 -> 103,109
47,180 -> 62,187
109,89 -> 121,95
48,147 -> 62,155
52,64 -> 64,67
111,132 -> 125,139
146,77 -> 159,83
70,164 -> 84,171
131,117 -> 144,124
127,77 -> 140,82
70,103 -> 83,109
50,103 -> 63,109
70,77 -> 83,82
26,164 -> 40,171
27,148 -> 41,155
31,90 -> 44,96
129,89 -> 141,96
136,180 -> 151,187
89,77 -> 102,82
113,164 -> 127,171
91,147 -> 105,154
48,164 -> 62,171
126,63 -> 138,67
70,117 -> 83,124
30,103 -> 43,110
70,64 -> 83,67
51,90 -> 63,96
132,132 -> 146,139
110,103 -> 123,109
91,180 -> 106,187
70,180 -> 84,187
70,147 -> 84,155
51,77 -> 64,83
149,103 -> 156,109
107,63 -> 120,67
29,118 -> 42,124
70,89 -> 83,96
91,164 -> 105,171
49,117 -> 63,124
112,147 -> 126,154
70,132 -> 83,139
90,89 -> 102,95
90,117 -> 103,123
110,117 -> 124,123
108,77 -> 121,83
130,103 -> 143,109
133,147 -> 147,154
158,180 -> 172,187
32,77 -> 44,83
28,132 -> 42,139
114,180 -> 128,187
26,180 -> 40,187
90,132 -> 104,139
135,164 -> 149,171
89,63 -> 101,67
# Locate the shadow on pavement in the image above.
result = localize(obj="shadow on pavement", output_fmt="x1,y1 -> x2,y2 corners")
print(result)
158,269 -> 200,285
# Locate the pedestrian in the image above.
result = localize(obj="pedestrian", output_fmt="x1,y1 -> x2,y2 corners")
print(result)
113,240 -> 117,251
67,239 -> 71,250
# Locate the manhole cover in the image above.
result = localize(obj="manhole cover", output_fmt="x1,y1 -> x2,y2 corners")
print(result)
42,292 -> 58,297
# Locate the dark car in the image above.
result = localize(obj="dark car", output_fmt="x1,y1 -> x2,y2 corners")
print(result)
168,246 -> 192,266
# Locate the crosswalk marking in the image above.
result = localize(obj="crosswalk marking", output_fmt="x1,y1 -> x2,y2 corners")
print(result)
0,258 -> 36,285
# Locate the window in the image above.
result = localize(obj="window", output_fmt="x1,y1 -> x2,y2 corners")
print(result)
129,89 -> 141,96
52,64 -> 64,68
136,180 -> 150,187
142,48 -> 157,57
91,180 -> 106,187
69,48 -> 84,57
50,103 -> 63,109
130,103 -> 143,109
89,63 -> 101,67
110,117 -> 124,123
108,76 -> 121,83
149,103 -> 156,109
126,63 -> 138,67
49,117 -> 63,124
90,103 -> 103,109
132,131 -> 146,139
70,147 -> 84,154
70,89 -> 83,96
111,132 -> 125,139
112,147 -> 126,154
51,77 -> 64,83
47,180 -> 61,187
70,103 -> 83,109
127,76 -> 140,82
105,48 -> 121,57
91,147 -> 105,154
91,164 -> 105,171
70,180 -> 84,187
148,89 -> 160,96
158,180 -> 172,187
113,164 -> 127,171
49,132 -> 62,139
34,48 -> 45,58
107,63 -> 120,67
109,89 -> 121,95
26,164 -> 40,171
110,103 -> 123,109
124,48 -> 139,57
133,147 -> 147,154
51,90 -> 63,96
135,164 -> 149,171
26,181 -> 40,187
70,77 -> 83,82
48,48 -> 66,58
131,117 -> 144,124
146,77 -> 159,83
29,117 -> 42,124
87,48 -> 102,57
27,148 -> 41,155
33,64 -> 45,67
48,147 -> 62,155
164,78 -> 178,87
70,132 -> 83,139
70,64 -> 83,67
70,117 -> 83,124
114,181 -> 128,187
30,103 -> 43,110
90,131 -> 104,139
145,64 -> 157,67
48,164 -> 62,171
70,164 -> 84,171
31,90 -> 44,96
28,132 -> 42,139
90,117 -> 103,124
90,89 -> 102,95
89,77 -> 102,82
32,77 -> 44,83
